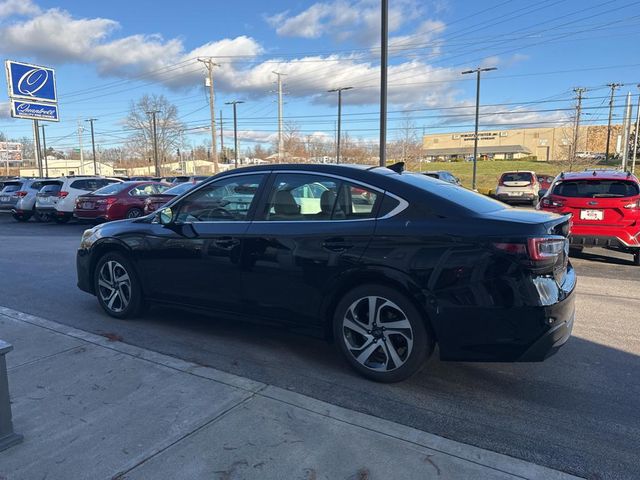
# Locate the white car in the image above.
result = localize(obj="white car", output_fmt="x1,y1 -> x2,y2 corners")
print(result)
494,171 -> 540,206
37,176 -> 122,223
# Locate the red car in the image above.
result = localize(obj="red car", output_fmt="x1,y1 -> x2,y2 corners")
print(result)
536,173 -> 555,191
539,170 -> 640,265
75,181 -> 169,222
143,181 -> 200,215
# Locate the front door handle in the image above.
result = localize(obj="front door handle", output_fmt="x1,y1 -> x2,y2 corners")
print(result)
322,238 -> 354,253
212,236 -> 239,250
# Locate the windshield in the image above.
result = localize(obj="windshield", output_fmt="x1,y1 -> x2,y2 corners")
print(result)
92,182 -> 129,196
164,182 -> 199,196
553,180 -> 640,198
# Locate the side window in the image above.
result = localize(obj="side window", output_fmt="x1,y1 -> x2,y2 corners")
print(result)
339,183 -> 378,219
377,194 -> 401,217
174,174 -> 264,223
30,181 -> 43,190
70,180 -> 87,190
265,174 -> 339,221
129,184 -> 156,196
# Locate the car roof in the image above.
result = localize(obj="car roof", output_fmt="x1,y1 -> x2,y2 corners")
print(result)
500,170 -> 535,174
557,170 -> 639,182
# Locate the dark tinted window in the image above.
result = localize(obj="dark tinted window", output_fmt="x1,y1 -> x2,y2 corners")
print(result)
71,178 -> 119,191
394,173 -> 506,214
1,182 -> 22,193
175,174 -> 265,222
378,194 -> 401,217
500,172 -> 533,183
553,180 -> 639,198
424,173 -> 440,179
164,182 -> 198,196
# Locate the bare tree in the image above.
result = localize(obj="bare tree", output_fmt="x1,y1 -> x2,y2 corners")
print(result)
391,115 -> 423,166
125,94 -> 184,165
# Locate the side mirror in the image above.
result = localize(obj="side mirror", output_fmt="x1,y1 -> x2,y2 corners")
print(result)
159,207 -> 173,225
538,189 -> 548,199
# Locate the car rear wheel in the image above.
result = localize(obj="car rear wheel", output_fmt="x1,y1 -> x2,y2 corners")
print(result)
333,284 -> 433,382
12,213 -> 31,222
94,252 -> 144,319
53,215 -> 69,224
126,208 -> 143,219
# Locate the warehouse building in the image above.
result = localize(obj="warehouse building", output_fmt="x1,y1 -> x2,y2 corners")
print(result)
422,124 -> 624,161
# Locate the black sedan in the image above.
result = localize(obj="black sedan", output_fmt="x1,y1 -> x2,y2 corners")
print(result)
77,163 -> 575,382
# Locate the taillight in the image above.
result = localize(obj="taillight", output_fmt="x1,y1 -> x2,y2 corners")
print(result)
527,237 -> 567,261
493,237 -> 567,262
57,191 -> 69,198
623,199 -> 640,209
15,191 -> 28,197
541,196 -> 563,208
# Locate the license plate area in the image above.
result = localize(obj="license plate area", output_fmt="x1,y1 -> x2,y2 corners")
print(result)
1,196 -> 9,202
82,202 -> 94,209
580,209 -> 603,221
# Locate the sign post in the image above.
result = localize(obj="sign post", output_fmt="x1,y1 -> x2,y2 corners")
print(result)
5,60 -> 59,176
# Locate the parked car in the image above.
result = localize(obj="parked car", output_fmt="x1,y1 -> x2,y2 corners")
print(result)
143,181 -> 201,215
77,164 -> 575,382
34,181 -> 64,221
538,170 -> 640,265
422,170 -> 462,186
75,181 -> 170,222
494,171 -> 539,205
42,176 -> 123,223
536,174 -> 555,191
0,178 -> 63,222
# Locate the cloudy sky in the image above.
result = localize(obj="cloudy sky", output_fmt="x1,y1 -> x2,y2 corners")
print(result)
0,0 -> 639,152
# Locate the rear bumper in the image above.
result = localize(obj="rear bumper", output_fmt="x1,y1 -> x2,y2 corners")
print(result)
518,301 -> 575,361
570,225 -> 640,248
495,193 -> 536,203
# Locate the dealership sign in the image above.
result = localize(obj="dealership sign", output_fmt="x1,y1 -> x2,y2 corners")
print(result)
5,60 -> 59,121
10,99 -> 59,121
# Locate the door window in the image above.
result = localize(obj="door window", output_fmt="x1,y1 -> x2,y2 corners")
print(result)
174,174 -> 265,223
129,184 -> 158,196
263,173 -> 379,221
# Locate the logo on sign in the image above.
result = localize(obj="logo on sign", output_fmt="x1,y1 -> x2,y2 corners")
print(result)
10,100 -> 59,122
17,68 -> 49,98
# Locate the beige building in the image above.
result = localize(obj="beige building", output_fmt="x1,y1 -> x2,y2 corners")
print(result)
422,124 -> 625,161
20,158 -> 115,177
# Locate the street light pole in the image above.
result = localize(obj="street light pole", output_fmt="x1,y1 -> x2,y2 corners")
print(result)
225,101 -> 244,169
85,118 -> 98,175
146,111 -> 161,177
461,66 -> 497,191
40,124 -> 48,177
379,0 -> 388,167
328,87 -> 353,164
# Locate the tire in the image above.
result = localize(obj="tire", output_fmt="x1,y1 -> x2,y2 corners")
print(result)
333,284 -> 433,382
94,252 -> 144,319
569,246 -> 584,257
12,213 -> 31,222
53,215 -> 70,224
126,208 -> 143,219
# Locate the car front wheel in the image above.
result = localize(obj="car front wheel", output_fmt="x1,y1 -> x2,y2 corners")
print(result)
333,284 -> 433,382
94,252 -> 144,319
126,208 -> 143,219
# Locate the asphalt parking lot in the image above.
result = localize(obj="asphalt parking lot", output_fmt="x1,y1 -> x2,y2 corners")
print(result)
0,215 -> 638,480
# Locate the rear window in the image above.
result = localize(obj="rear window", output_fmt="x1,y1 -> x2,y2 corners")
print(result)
500,172 -> 533,183
395,173 -> 506,214
92,182 -> 129,195
553,180 -> 640,198
39,183 -> 62,194
1,182 -> 22,193
71,178 -> 120,191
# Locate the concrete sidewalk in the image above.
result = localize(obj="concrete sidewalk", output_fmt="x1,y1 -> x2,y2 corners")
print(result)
0,306 -> 581,480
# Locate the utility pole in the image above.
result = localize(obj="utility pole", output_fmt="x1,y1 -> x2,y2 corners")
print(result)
225,101 -> 244,168
273,72 -> 286,163
32,120 -> 42,177
632,85 -> 640,174
605,83 -> 623,160
570,87 -> 586,170
146,111 -> 160,177
85,118 -> 98,175
328,87 -> 353,164
198,58 -> 220,173
622,92 -> 633,170
219,109 -> 225,162
379,0 -> 388,167
77,122 -> 84,175
461,66 -> 497,190
40,124 -> 48,177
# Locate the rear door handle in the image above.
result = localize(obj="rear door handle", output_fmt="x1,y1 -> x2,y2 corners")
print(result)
322,238 -> 353,253
212,236 -> 239,249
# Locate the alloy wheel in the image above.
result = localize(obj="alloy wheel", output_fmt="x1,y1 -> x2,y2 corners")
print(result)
97,260 -> 132,313
127,209 -> 142,219
342,296 -> 414,372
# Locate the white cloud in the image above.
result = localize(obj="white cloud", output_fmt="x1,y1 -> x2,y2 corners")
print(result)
0,0 -> 40,19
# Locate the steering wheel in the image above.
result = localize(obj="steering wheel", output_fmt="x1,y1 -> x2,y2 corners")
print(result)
194,207 -> 234,221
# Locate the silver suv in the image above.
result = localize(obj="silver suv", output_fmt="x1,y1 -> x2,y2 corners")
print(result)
0,178 -> 63,222
494,171 -> 540,205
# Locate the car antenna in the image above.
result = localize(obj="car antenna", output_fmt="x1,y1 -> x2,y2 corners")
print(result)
386,162 -> 405,173
592,170 -> 597,176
